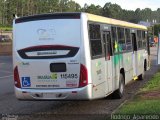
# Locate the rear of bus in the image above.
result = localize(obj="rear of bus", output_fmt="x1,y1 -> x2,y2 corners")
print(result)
13,13 -> 92,100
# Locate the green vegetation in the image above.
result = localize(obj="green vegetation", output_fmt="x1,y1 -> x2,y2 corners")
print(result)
154,24 -> 160,37
140,72 -> 160,92
0,0 -> 160,34
116,72 -> 160,114
0,0 -> 160,26
0,26 -> 12,31
117,100 -> 160,114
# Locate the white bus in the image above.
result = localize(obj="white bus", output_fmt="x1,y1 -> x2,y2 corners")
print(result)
13,13 -> 150,100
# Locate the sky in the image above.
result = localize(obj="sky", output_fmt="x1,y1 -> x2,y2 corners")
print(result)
73,0 -> 159,11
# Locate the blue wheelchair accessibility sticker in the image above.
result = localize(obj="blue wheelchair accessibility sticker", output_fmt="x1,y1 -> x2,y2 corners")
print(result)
22,77 -> 31,87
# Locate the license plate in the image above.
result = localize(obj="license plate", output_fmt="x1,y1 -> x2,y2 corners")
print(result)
43,93 -> 56,98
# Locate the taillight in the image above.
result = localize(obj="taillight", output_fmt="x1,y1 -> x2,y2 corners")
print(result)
14,66 -> 21,88
79,64 -> 88,87
107,54 -> 110,60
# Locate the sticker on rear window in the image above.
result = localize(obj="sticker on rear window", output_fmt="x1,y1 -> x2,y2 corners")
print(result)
22,77 -> 31,87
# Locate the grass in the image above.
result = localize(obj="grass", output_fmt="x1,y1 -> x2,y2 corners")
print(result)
115,72 -> 160,115
116,100 -> 160,114
0,27 -> 12,31
140,72 -> 160,92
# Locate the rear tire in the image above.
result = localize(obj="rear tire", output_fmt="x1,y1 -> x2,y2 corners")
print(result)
113,73 -> 125,99
138,71 -> 144,80
144,60 -> 147,71
138,61 -> 146,80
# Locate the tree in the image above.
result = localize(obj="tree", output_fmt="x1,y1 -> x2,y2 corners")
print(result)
0,0 -> 3,25
102,2 -> 112,17
65,0 -> 81,12
141,8 -> 152,22
59,0 -> 69,12
83,4 -> 102,15
1,1 -> 160,26
102,3 -> 122,19
154,24 -> 160,37
134,8 -> 142,22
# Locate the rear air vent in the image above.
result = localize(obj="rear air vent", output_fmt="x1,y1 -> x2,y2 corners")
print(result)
18,45 -> 79,59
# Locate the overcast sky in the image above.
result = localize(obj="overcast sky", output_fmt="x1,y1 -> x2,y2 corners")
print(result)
73,0 -> 159,11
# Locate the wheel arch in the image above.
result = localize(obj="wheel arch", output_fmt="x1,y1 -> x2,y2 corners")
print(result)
144,59 -> 147,71
120,68 -> 125,84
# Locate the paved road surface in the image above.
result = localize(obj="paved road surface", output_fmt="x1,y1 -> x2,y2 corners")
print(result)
0,47 -> 159,120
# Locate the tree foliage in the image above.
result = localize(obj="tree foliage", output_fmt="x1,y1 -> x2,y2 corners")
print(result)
154,24 -> 160,36
0,0 -> 160,26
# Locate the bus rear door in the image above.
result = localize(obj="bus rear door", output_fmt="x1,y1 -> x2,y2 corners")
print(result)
102,31 -> 113,93
131,32 -> 138,79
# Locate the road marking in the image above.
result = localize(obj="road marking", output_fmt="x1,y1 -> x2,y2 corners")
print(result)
0,75 -> 13,79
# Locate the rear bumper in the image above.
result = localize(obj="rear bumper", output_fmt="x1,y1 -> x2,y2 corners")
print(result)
14,84 -> 93,100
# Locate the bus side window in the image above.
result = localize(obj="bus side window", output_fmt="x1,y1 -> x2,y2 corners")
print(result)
107,32 -> 113,56
142,31 -> 147,48
117,27 -> 126,52
125,28 -> 132,51
131,33 -> 137,51
89,24 -> 103,58
137,30 -> 142,49
111,27 -> 118,53
103,31 -> 112,60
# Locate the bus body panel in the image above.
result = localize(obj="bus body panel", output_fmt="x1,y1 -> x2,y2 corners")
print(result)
133,49 -> 148,77
15,84 -> 93,100
80,13 -> 92,85
91,58 -> 106,98
121,52 -> 134,84
17,59 -> 80,89
105,56 -> 113,93
14,19 -> 82,89
112,54 -> 121,90
101,30 -> 114,94
136,49 -> 145,76
13,13 -> 95,100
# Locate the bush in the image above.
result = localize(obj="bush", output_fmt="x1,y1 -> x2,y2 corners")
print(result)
0,26 -> 12,31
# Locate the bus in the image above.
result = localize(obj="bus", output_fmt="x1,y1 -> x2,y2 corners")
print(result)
13,13 -> 150,100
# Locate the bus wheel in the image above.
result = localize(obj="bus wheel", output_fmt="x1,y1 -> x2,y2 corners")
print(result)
138,60 -> 146,80
138,71 -> 144,80
113,74 -> 125,99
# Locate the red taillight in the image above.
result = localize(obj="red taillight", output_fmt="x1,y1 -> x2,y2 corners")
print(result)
14,66 -> 21,88
107,54 -> 110,60
79,64 -> 88,87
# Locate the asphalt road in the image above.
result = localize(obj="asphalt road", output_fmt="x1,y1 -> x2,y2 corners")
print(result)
0,47 -> 159,120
